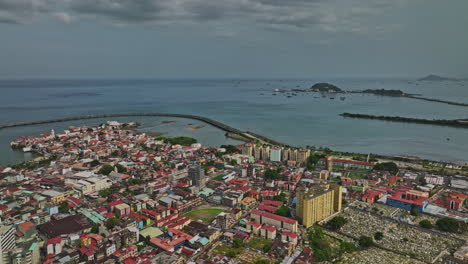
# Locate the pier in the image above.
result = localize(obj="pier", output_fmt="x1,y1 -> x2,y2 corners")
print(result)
0,113 -> 291,147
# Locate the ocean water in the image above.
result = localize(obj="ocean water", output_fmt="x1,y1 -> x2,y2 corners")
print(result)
0,78 -> 467,166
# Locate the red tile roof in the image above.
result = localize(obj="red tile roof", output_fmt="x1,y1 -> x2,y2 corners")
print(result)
261,225 -> 276,232
251,209 -> 297,225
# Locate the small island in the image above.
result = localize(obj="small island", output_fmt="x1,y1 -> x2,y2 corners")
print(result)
418,74 -> 456,81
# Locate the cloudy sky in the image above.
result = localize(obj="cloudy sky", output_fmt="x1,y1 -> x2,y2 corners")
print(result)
0,0 -> 467,78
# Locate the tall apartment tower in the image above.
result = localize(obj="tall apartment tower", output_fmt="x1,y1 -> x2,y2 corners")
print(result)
330,184 -> 342,212
253,145 -> 262,160
261,146 -> 271,161
290,149 -> 298,162
242,144 -> 254,157
270,148 -> 282,162
0,225 -> 16,264
297,149 -> 311,163
282,148 -> 291,161
188,164 -> 204,188
296,184 -> 342,228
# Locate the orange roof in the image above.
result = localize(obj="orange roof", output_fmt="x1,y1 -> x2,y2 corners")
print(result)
18,221 -> 34,231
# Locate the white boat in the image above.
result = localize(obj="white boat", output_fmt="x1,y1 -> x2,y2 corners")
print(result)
22,147 -> 32,152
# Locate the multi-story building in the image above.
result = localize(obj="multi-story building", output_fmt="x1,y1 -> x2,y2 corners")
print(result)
0,225 -> 16,264
317,158 -> 375,171
296,149 -> 310,163
296,184 -> 342,227
270,148 -> 282,162
188,164 -> 204,188
261,146 -> 271,161
247,164 -> 256,178
282,148 -> 291,161
250,209 -> 298,232
242,144 -> 253,157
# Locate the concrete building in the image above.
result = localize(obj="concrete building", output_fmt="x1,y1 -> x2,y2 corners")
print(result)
246,221 -> 261,235
319,170 -> 329,180
247,164 -> 256,178
270,148 -> 282,162
250,209 -> 298,232
260,225 -> 277,240
261,146 -> 271,161
296,184 -> 342,227
0,226 -> 16,264
188,164 -> 204,188
282,148 -> 291,161
296,149 -> 310,163
242,144 -> 253,157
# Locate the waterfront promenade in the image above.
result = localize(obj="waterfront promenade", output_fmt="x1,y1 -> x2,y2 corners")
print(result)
0,113 -> 290,147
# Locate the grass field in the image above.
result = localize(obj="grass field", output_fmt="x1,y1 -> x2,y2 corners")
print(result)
184,208 -> 226,223
247,237 -> 272,252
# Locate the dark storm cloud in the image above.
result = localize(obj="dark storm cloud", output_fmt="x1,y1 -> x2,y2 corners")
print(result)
70,0 -> 165,23
0,0 -> 412,33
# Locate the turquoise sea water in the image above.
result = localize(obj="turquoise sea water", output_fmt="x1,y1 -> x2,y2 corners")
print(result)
0,78 -> 467,165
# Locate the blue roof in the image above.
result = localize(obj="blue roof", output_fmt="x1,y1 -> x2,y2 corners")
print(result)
198,237 -> 209,246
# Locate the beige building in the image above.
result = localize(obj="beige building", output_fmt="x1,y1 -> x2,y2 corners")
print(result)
319,170 -> 329,180
296,149 -> 311,163
242,144 -> 253,157
250,209 -> 298,232
296,184 -> 342,228
260,225 -> 277,240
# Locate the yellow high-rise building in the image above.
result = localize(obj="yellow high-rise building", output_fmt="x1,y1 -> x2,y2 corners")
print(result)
296,184 -> 342,227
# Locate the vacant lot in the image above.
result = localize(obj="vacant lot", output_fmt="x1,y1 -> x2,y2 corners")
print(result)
247,237 -> 272,252
184,208 -> 226,224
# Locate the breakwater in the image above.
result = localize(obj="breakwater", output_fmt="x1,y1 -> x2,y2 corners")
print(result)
0,113 -> 290,147
406,95 -> 468,107
340,113 -> 468,128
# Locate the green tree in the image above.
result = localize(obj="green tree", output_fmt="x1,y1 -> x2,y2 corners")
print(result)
254,259 -> 270,264
91,225 -> 99,234
230,159 -> 238,166
275,206 -> 290,217
115,164 -> 126,173
272,192 -> 287,203
358,236 -> 374,248
90,160 -> 101,167
410,208 -> 420,216
373,162 -> 398,174
264,168 -> 282,180
339,241 -> 357,253
374,232 -> 384,241
262,243 -> 272,253
327,216 -> 348,231
436,217 -> 460,233
308,225 -> 324,240
220,145 -> 239,154
98,165 -> 114,175
233,238 -> 243,248
58,202 -> 69,213
306,153 -> 325,170
106,217 -> 119,229
419,219 -> 432,229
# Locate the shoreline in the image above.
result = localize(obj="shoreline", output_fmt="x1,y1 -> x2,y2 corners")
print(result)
2,113 -> 468,167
